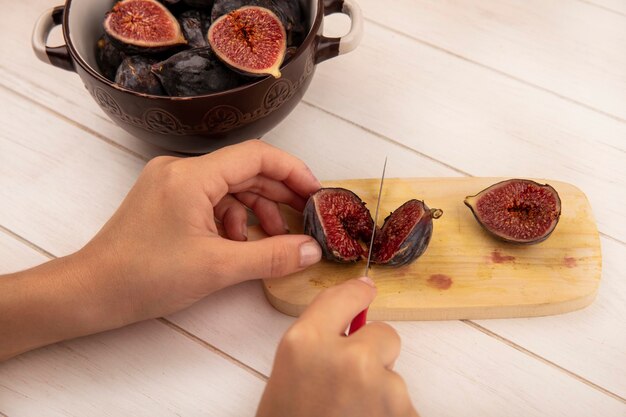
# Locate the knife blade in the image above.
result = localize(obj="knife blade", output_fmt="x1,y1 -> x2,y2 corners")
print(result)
347,157 -> 387,335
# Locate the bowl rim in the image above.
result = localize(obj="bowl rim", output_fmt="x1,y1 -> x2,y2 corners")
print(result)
63,0 -> 323,100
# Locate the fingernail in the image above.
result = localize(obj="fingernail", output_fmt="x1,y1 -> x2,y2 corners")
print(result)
241,222 -> 248,241
305,167 -> 323,190
357,276 -> 376,288
299,241 -> 321,267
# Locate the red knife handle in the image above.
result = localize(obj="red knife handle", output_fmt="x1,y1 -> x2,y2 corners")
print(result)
348,307 -> 368,335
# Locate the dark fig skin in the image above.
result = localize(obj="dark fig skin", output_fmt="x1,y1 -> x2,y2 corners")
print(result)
96,35 -> 128,81
151,47 -> 248,96
178,9 -> 210,48
115,56 -> 165,95
372,200 -> 443,266
304,188 -> 442,267
182,0 -> 215,9
464,179 -> 561,245
303,188 -> 374,263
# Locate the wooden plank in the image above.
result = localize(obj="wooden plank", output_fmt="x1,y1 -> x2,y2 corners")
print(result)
305,22 -> 626,243
0,85 -> 459,255
1,1 -> 625,412
356,0 -> 626,120
0,87 -> 143,255
0,0 -> 168,159
475,236 -> 626,398
0,320 -> 264,416
0,234 -> 265,416
2,80 -> 622,413
0,231 -> 49,273
167,281 -> 626,416
583,0 -> 626,15
261,178 -> 602,320
5,1 -> 626,245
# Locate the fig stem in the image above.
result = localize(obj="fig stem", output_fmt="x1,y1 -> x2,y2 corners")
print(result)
430,208 -> 443,219
268,67 -> 282,78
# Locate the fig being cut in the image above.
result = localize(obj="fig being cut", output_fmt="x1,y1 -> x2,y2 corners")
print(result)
303,188 -> 374,263
464,179 -> 561,244
304,188 -> 443,266
104,0 -> 187,53
372,200 -> 443,266
208,6 -> 287,78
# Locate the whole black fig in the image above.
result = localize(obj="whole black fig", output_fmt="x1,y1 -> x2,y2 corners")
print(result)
182,0 -> 215,9
95,35 -> 127,81
115,56 -> 165,95
151,47 -> 247,96
178,9 -> 210,48
464,179 -> 561,244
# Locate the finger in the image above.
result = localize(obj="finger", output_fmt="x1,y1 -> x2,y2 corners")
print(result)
299,277 -> 377,335
384,372 -> 420,417
236,192 -> 288,236
230,176 -> 308,211
213,195 -> 248,241
348,322 -> 401,369
192,140 -> 321,204
216,234 -> 322,281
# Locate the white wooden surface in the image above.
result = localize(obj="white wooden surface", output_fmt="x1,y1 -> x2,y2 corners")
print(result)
1,0 -> 625,416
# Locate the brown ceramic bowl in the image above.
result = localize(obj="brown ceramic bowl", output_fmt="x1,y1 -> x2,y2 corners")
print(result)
32,0 -> 363,153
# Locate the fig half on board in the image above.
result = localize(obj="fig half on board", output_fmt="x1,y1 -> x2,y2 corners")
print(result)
372,200 -> 443,266
304,188 -> 442,266
303,188 -> 374,263
464,179 -> 561,244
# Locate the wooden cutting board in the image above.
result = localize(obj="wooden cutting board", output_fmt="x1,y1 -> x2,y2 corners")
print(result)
255,178 -> 601,320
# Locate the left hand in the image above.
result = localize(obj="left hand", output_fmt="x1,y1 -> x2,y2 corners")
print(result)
78,139 -> 323,324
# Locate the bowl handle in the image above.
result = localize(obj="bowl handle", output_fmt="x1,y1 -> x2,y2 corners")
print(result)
315,0 -> 364,64
32,6 -> 75,72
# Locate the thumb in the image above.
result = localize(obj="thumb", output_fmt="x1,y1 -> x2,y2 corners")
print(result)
221,235 -> 322,280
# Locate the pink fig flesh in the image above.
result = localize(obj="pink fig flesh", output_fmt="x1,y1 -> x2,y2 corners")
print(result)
208,6 -> 286,78
464,179 -> 561,244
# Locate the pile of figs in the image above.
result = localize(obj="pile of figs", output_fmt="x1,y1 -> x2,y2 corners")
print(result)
95,0 -> 307,96
304,179 -> 561,268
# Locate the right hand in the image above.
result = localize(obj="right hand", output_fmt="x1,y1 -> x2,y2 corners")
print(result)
256,277 -> 420,417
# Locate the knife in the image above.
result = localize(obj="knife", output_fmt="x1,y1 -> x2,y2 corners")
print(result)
347,157 -> 387,335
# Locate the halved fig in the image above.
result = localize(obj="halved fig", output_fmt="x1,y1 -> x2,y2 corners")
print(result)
207,6 -> 286,78
464,179 -> 561,244
372,200 -> 443,266
211,0 -> 305,47
104,0 -> 187,53
303,188 -> 374,263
